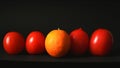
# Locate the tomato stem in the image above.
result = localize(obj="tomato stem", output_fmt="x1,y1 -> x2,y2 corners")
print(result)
79,27 -> 82,30
58,28 -> 60,30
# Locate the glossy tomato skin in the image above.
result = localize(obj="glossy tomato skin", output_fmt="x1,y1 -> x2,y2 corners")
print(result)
90,28 -> 113,56
3,31 -> 25,54
26,31 -> 45,54
70,28 -> 89,55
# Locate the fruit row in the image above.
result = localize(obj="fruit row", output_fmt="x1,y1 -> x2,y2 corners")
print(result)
2,28 -> 113,58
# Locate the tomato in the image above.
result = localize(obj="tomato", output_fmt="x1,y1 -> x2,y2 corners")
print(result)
70,28 -> 89,56
90,28 -> 113,56
26,31 -> 45,54
3,31 -> 25,54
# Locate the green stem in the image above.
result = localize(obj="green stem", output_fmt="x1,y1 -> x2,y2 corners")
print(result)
58,28 -> 60,30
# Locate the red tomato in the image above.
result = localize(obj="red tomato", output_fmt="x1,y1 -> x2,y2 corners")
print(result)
70,28 -> 89,55
3,31 -> 25,54
90,28 -> 113,56
26,31 -> 45,54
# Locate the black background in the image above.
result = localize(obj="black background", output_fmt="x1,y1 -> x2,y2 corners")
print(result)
0,0 -> 120,66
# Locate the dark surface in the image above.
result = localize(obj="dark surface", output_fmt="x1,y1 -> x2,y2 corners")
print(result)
0,1 -> 120,65
0,45 -> 120,63
0,50 -> 120,63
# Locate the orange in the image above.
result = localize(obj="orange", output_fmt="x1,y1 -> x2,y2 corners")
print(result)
45,28 -> 71,58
